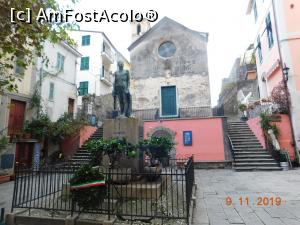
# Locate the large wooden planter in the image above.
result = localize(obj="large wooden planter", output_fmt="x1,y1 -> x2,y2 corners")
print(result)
0,175 -> 11,184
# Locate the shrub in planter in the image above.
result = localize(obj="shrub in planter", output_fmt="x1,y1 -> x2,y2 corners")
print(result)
0,135 -> 9,153
140,136 -> 174,167
260,112 -> 280,138
70,165 -> 106,209
271,81 -> 290,114
85,138 -> 137,168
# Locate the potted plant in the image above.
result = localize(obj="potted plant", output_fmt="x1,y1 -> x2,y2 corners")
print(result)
141,136 -> 174,181
0,135 -> 9,153
279,151 -> 289,171
238,104 -> 248,121
85,138 -> 137,184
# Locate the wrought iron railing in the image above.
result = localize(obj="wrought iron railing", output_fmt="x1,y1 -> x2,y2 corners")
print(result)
12,157 -> 195,224
132,106 -> 212,121
248,102 -> 279,118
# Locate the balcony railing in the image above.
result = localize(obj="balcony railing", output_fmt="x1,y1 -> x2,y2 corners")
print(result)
132,106 -> 212,121
101,48 -> 114,64
100,69 -> 112,85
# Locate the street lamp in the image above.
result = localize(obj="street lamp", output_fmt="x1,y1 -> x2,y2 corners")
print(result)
283,63 -> 290,82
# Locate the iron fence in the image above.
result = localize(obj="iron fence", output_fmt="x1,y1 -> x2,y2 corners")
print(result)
132,107 -> 212,121
12,157 -> 195,224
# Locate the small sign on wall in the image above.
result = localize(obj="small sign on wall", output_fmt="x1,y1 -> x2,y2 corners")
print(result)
183,131 -> 192,146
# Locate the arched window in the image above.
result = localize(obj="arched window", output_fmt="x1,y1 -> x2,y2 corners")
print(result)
137,24 -> 141,35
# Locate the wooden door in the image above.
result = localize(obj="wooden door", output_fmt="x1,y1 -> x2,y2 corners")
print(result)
161,86 -> 177,116
15,143 -> 33,168
8,100 -> 26,137
68,98 -> 75,116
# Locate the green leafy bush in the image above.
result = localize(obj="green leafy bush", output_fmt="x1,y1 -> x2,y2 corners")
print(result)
24,113 -> 52,141
238,104 -> 247,112
85,138 -> 137,168
70,165 -> 106,209
51,113 -> 86,143
140,136 -> 174,165
0,135 -> 9,152
260,112 -> 280,138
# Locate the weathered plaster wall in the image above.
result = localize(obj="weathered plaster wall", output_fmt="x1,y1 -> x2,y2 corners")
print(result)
132,75 -> 211,110
130,18 -> 211,111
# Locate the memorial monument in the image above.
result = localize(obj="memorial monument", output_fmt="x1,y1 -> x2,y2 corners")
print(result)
103,61 -> 139,144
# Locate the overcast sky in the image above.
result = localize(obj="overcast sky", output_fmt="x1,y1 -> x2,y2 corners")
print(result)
65,0 -> 255,106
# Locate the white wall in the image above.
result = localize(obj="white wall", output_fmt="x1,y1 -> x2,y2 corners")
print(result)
38,41 -> 79,121
70,31 -> 120,106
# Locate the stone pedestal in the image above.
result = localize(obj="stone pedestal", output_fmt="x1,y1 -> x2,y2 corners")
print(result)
103,117 -> 140,144
103,117 -> 141,172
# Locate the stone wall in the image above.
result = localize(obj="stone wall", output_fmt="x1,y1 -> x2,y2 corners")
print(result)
129,18 -> 211,111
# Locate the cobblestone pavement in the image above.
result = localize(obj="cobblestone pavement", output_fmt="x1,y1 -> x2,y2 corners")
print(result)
1,169 -> 300,225
0,181 -> 14,215
194,169 -> 300,225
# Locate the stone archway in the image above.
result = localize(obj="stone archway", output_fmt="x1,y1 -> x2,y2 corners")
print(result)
147,126 -> 176,160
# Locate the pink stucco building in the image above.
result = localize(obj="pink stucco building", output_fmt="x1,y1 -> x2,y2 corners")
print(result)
144,117 -> 231,164
247,0 -> 300,160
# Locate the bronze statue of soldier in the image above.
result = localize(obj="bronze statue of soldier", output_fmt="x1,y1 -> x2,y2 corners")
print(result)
112,61 -> 132,117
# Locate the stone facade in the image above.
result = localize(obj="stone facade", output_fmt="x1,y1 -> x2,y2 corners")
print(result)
128,17 -> 211,114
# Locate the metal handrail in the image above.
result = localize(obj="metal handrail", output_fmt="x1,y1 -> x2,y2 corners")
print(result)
227,134 -> 235,168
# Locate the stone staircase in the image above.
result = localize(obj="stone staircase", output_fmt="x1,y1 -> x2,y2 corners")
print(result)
228,122 -> 282,171
68,127 -> 103,169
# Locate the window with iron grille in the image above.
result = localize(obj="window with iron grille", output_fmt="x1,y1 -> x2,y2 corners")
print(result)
80,57 -> 89,70
265,13 -> 274,48
49,82 -> 54,100
82,35 -> 90,46
56,52 -> 65,71
15,56 -> 25,75
256,36 -> 263,64
79,81 -> 88,96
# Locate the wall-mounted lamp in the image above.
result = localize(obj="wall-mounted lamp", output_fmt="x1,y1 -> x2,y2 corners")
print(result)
283,63 -> 290,82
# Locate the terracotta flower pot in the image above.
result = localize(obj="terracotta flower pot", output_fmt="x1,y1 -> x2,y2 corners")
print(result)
0,175 -> 11,184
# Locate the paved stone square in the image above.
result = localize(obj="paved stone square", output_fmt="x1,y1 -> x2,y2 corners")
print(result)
1,169 -> 300,225
194,169 -> 300,225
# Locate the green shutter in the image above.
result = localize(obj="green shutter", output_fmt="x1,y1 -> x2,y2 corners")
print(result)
80,57 -> 89,70
49,82 -> 54,100
161,86 -> 177,116
56,53 -> 65,71
82,35 -> 90,46
79,81 -> 88,96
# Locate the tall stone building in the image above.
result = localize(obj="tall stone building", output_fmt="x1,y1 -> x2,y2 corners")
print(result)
128,17 -> 211,119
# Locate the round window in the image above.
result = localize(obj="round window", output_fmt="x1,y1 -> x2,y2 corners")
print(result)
158,41 -> 176,58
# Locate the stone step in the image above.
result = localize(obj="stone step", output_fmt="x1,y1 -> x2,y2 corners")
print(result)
234,151 -> 269,155
234,149 -> 267,152
228,126 -> 251,129
228,130 -> 254,136
234,158 -> 276,162
234,166 -> 282,171
234,162 -> 279,166
229,133 -> 256,136
234,154 -> 272,158
231,140 -> 261,144
233,144 -> 262,148
230,136 -> 257,139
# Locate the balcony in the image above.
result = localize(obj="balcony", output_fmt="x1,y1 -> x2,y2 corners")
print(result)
100,69 -> 112,86
101,48 -> 114,65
